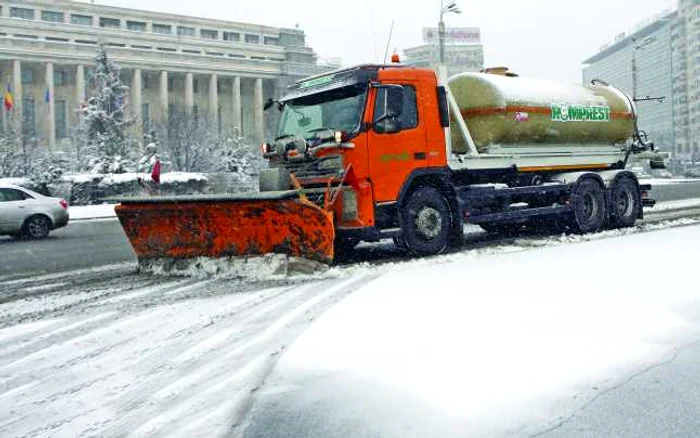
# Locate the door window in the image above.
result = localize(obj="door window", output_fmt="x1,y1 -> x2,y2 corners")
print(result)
0,189 -> 29,202
373,85 -> 418,133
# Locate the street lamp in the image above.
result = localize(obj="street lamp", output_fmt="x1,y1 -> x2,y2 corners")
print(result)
631,36 -> 655,101
439,0 -> 462,65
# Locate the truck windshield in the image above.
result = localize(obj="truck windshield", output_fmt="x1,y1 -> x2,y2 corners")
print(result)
277,84 -> 367,139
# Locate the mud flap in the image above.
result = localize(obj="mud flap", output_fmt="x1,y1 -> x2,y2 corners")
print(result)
115,193 -> 335,265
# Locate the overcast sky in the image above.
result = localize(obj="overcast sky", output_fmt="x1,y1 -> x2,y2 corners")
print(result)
98,0 -> 676,84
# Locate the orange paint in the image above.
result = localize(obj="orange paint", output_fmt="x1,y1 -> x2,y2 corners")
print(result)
115,198 -> 335,264
518,163 -> 611,172
461,106 -> 633,120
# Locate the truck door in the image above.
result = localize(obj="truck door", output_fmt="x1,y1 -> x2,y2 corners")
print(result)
366,83 -> 427,203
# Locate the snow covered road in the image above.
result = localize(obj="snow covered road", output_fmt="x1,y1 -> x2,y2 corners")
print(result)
2,213 -> 700,437
0,268 -> 376,437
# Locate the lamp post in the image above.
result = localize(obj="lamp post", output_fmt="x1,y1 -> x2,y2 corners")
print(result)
439,0 -> 461,66
631,36 -> 655,101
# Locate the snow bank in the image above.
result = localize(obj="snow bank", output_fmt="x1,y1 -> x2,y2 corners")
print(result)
0,177 -> 30,187
68,203 -> 117,220
270,224 -> 700,436
98,172 -> 207,186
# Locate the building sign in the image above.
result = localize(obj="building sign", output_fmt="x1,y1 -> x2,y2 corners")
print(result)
551,104 -> 611,122
422,27 -> 481,44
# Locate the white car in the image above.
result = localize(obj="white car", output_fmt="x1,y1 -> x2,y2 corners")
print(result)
0,184 -> 70,239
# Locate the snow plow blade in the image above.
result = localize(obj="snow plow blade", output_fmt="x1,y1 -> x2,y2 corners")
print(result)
115,191 -> 335,266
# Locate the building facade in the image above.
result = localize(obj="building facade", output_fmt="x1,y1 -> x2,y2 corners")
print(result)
582,10 -> 676,157
404,27 -> 484,77
671,0 -> 700,162
0,0 -> 327,150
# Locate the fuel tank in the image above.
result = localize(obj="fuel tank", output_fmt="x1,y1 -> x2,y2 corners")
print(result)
448,72 -> 635,154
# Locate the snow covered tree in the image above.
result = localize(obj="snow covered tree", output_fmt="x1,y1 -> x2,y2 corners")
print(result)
78,44 -> 136,173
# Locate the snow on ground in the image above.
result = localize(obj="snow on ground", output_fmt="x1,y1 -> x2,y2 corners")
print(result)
99,172 -> 207,186
0,266 -> 377,438
253,224 -> 700,437
69,203 -> 117,220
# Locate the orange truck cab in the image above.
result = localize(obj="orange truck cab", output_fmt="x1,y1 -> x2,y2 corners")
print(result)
261,64 -> 657,257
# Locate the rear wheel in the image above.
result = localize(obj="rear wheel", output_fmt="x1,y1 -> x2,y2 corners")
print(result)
570,178 -> 606,234
24,215 -> 51,239
400,187 -> 453,256
608,176 -> 641,229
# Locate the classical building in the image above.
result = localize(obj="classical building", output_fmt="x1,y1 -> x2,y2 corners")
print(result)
404,27 -> 484,77
582,10 -> 676,157
0,0 -> 327,149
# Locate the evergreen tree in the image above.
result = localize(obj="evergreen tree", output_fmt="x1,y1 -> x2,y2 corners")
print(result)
79,44 -> 135,173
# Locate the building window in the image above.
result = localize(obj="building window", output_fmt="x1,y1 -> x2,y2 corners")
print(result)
127,20 -> 146,32
11,7 -> 35,20
168,77 -> 174,92
41,11 -> 64,22
22,99 -> 35,138
245,34 -> 260,44
193,79 -> 199,93
99,17 -> 121,29
55,100 -> 67,139
21,69 -> 34,85
223,31 -> 240,42
71,14 -> 92,26
152,24 -> 172,34
54,70 -> 67,86
201,29 -> 218,39
142,103 -> 151,132
177,26 -> 195,37
264,36 -> 279,46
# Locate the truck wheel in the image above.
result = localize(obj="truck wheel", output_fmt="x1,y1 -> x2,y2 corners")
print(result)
570,178 -> 606,234
400,187 -> 452,256
608,176 -> 641,229
333,237 -> 359,262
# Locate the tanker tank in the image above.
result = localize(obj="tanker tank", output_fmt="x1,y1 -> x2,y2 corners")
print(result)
448,72 -> 635,154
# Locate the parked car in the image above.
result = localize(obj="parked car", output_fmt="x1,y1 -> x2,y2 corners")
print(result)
0,184 -> 69,239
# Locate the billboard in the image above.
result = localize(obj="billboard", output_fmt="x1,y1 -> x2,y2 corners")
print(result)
422,27 -> 481,44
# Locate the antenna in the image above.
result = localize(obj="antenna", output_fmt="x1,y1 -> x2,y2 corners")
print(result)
383,20 -> 395,64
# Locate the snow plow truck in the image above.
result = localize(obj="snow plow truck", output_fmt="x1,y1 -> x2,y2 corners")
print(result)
115,63 -> 666,267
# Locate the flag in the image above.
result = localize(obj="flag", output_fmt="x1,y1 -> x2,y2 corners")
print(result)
3,84 -> 12,111
151,159 -> 161,184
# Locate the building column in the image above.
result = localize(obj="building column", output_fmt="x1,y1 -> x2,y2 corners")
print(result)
253,77 -> 264,144
184,72 -> 194,116
75,64 -> 85,107
1,5 -> 9,17
159,70 -> 168,122
130,69 -> 142,136
209,73 -> 218,129
45,62 -> 56,148
232,76 -> 242,134
11,60 -> 22,136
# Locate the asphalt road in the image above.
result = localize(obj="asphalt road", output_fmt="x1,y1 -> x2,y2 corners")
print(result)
1,180 -> 699,277
0,219 -> 135,277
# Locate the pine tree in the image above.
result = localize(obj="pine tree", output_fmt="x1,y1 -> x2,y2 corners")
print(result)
79,44 -> 135,173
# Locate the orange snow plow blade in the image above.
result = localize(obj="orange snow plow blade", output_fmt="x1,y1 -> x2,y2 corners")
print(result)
115,191 -> 335,265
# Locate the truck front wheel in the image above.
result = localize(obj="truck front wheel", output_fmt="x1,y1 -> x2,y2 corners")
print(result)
400,187 -> 453,256
570,178 -> 606,234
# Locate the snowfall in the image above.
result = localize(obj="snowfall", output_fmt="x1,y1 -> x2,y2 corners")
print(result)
1,215 -> 700,436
